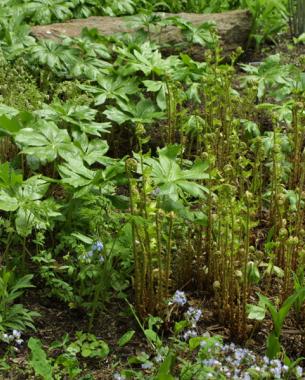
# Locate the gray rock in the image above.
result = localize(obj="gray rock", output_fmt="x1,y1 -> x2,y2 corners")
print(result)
31,10 -> 252,59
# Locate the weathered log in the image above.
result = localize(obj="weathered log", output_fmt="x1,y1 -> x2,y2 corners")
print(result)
31,10 -> 251,59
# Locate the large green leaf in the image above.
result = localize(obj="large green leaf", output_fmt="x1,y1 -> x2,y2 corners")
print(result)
15,120 -> 71,163
0,115 -> 22,136
59,158 -> 95,187
145,145 -> 209,200
0,173 -> 59,236
29,39 -> 77,71
80,76 -> 138,105
61,133 -> 110,166
0,191 -> 18,211
35,102 -> 111,136
104,97 -> 164,125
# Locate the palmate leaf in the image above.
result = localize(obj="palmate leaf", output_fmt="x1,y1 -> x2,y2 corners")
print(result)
241,55 -> 292,100
70,56 -> 112,80
71,35 -> 111,60
15,199 -> 61,237
80,76 -> 138,105
15,120 -> 71,163
59,158 -> 95,187
104,97 -> 164,125
16,176 -> 49,202
29,39 -> 78,71
35,102 -> 111,136
145,144 -> 209,200
0,174 -> 60,236
104,0 -> 135,15
75,133 -> 109,165
15,177 -> 59,236
61,133 -> 110,166
131,42 -> 166,76
25,0 -> 73,23
78,121 -> 111,136
36,102 -> 96,124
114,41 -> 179,77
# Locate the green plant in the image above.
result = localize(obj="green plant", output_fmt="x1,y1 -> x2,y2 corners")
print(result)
28,332 -> 109,379
67,331 -> 109,359
28,337 -> 53,380
126,142 -> 210,317
0,269 -> 39,332
241,0 -> 288,47
247,288 -> 305,358
0,162 -> 60,240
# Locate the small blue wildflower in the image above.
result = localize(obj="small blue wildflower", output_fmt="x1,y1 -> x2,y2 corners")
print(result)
99,255 -> 105,264
202,358 -> 221,367
296,366 -> 303,378
183,329 -> 197,341
151,187 -> 161,197
170,290 -> 187,306
154,354 -> 163,363
185,306 -> 202,325
113,373 -> 126,380
263,356 -> 270,365
92,241 -> 104,252
141,362 -> 153,370
16,338 -> 24,345
12,330 -> 21,339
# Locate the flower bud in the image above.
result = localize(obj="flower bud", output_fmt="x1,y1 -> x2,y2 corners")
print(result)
279,228 -> 288,239
213,280 -> 221,290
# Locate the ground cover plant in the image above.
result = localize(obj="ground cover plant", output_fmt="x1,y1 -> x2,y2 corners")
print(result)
2,0 -> 305,379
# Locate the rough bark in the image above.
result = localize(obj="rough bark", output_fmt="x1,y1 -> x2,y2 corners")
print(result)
31,10 -> 251,59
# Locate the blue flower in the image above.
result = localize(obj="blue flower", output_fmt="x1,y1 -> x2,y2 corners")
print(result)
185,306 -> 202,324
154,354 -> 163,363
183,329 -> 197,340
141,362 -> 153,370
151,187 -> 161,197
113,373 -> 126,380
170,290 -> 187,306
296,366 -> 303,378
92,241 -> 104,252
12,330 -> 21,339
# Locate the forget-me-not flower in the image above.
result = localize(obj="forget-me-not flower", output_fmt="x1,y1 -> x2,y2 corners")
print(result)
170,290 -> 187,306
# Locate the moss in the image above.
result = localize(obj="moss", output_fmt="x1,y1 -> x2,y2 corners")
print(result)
0,58 -> 45,111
